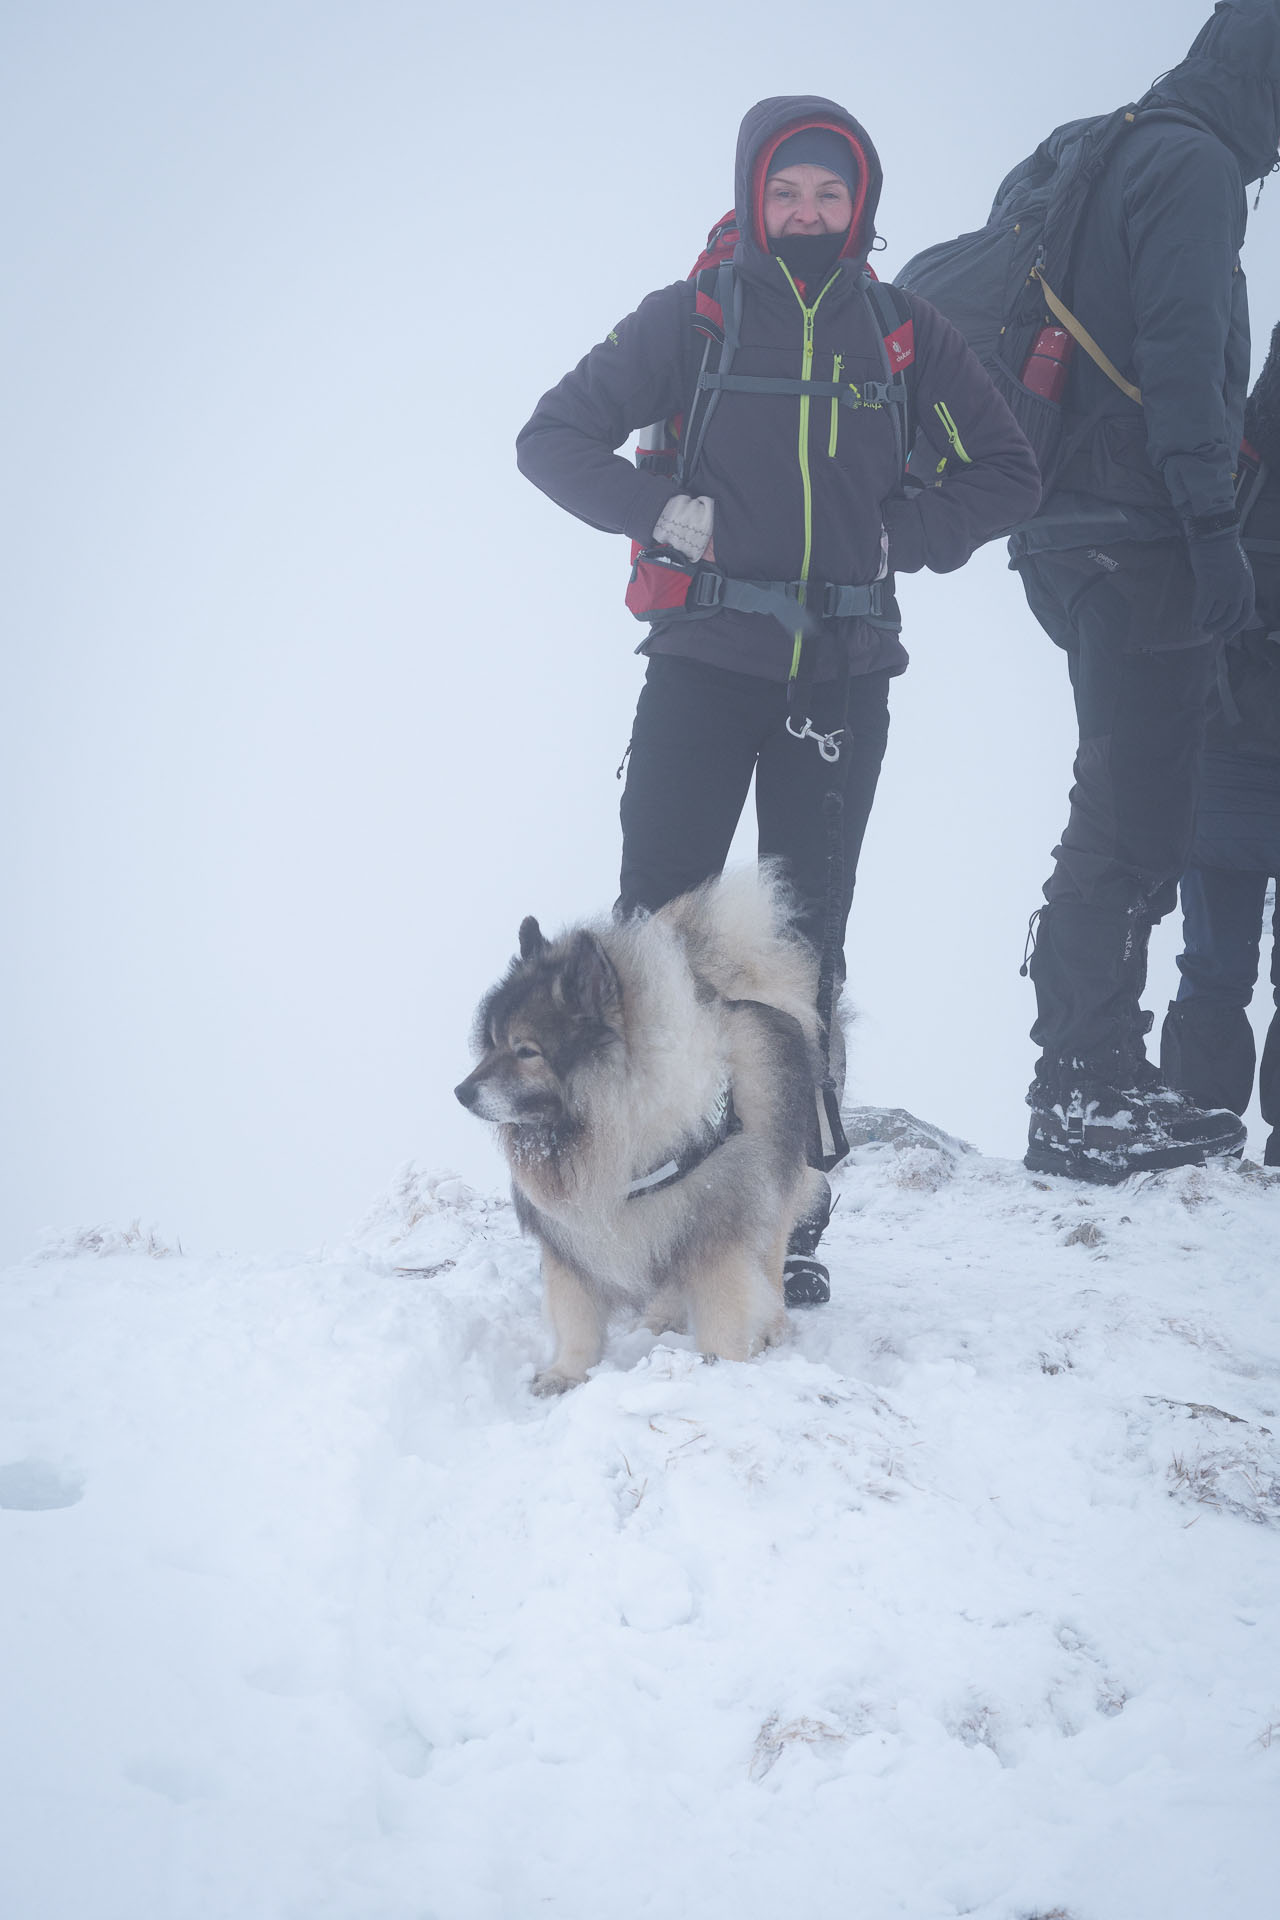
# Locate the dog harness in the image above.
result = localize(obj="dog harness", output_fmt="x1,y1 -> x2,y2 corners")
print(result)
625,1083 -> 743,1199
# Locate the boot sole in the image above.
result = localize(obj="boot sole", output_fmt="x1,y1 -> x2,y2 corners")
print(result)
783,1256 -> 831,1307
1024,1138 -> 1246,1185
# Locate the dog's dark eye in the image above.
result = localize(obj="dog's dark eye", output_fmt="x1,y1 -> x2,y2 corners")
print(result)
513,1043 -> 542,1060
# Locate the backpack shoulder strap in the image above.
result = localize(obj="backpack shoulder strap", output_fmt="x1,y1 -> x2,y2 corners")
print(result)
862,276 -> 917,475
677,261 -> 742,488
1032,267 -> 1142,405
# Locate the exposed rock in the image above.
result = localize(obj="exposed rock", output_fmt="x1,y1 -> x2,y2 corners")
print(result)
841,1106 -> 976,1157
1061,1220 -> 1105,1250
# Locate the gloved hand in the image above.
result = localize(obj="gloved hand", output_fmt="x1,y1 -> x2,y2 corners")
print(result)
1187,524 -> 1257,639
652,494 -> 714,564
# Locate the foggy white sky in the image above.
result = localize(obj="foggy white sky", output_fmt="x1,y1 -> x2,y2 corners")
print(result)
3,0 -> 1277,1262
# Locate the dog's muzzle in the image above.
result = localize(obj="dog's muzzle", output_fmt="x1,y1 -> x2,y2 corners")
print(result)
455,1071 -> 559,1126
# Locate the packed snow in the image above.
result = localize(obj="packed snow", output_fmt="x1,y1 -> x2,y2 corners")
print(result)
3,1115 -> 1279,1920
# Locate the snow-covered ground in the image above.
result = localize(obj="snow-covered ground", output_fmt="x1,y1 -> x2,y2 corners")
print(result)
3,1117 -> 1279,1920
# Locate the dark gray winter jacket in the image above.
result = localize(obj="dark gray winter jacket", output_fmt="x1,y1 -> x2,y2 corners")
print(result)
518,96 -> 1041,682
1013,0 -> 1280,557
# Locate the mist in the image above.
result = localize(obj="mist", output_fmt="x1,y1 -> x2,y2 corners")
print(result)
3,0 -> 1277,1261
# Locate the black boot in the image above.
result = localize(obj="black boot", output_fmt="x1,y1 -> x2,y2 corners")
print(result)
1265,1129 -> 1280,1168
1024,899 -> 1245,1178
784,1173 -> 832,1307
1026,1048 -> 1247,1182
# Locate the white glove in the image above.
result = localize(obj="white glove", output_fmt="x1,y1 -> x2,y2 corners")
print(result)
652,494 -> 714,563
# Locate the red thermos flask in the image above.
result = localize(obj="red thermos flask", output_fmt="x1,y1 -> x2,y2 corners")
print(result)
1021,325 -> 1075,401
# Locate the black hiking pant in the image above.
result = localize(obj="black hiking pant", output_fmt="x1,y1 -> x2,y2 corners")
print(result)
1160,866 -> 1280,1144
617,655 -> 892,965
1017,540 -> 1216,1067
1159,735 -> 1280,1150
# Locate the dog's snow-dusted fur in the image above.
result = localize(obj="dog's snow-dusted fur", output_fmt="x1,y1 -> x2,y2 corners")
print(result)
454,868 -> 825,1394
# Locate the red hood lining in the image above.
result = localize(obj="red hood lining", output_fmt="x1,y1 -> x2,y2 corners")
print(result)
751,119 -> 873,261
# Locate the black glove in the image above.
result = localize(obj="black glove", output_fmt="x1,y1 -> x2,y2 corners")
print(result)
1186,524 -> 1257,639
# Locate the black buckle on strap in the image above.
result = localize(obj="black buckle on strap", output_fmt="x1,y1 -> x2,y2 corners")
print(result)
689,566 -> 727,609
821,580 -> 885,618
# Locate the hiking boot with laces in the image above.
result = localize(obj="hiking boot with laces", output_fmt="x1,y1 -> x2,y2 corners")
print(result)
1025,1056 -> 1247,1183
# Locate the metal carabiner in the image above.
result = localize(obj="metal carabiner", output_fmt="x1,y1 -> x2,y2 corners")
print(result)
785,715 -> 844,763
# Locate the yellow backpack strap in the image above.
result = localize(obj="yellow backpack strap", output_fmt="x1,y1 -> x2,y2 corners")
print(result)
1032,267 -> 1142,405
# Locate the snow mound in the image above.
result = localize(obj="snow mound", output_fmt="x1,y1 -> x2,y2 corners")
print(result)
2,1121 -> 1279,1919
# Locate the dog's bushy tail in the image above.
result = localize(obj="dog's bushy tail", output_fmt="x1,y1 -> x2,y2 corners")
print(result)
658,865 -> 820,1045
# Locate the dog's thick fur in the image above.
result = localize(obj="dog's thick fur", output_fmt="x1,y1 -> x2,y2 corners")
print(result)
455,869 -> 825,1393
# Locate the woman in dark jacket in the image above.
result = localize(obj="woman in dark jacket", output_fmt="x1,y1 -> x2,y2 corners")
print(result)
1161,322 -> 1280,1165
517,95 -> 1041,1294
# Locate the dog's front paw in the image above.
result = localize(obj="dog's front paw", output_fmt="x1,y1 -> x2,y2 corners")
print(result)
531,1368 -> 583,1397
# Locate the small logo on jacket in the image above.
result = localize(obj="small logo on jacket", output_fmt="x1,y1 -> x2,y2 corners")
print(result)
1088,548 -> 1120,573
884,321 -> 915,369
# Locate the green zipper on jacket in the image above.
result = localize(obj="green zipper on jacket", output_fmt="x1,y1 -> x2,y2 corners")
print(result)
829,354 -> 843,458
777,262 -> 841,682
933,399 -> 972,465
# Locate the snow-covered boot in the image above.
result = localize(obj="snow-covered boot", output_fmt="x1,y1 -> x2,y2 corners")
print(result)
1025,1051 -> 1247,1183
785,1171 -> 832,1307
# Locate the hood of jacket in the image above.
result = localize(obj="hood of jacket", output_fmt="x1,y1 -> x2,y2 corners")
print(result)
733,95 -> 884,269
1147,0 -> 1280,183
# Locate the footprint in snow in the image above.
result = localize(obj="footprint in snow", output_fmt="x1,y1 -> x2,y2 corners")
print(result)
0,1459 -> 84,1511
122,1755 -> 217,1802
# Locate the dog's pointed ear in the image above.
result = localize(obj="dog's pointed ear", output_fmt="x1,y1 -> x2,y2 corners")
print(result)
518,916 -> 548,962
559,931 -> 622,1020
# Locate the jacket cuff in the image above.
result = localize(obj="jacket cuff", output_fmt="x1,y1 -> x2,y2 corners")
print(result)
881,496 -> 926,574
1184,510 -> 1241,542
1162,450 -> 1239,529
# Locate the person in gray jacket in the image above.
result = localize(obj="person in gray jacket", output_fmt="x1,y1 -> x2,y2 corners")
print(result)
1012,0 -> 1280,1181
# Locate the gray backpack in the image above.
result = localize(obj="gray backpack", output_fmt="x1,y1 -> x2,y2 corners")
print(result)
896,104 -> 1142,484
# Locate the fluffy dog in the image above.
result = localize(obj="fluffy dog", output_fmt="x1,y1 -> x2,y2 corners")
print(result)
454,869 -> 825,1393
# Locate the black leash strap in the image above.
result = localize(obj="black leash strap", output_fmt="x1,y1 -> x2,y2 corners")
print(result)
814,784 -> 851,1172
805,651 -> 854,1173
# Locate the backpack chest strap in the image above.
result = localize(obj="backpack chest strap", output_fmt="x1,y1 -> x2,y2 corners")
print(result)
698,371 -> 902,407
